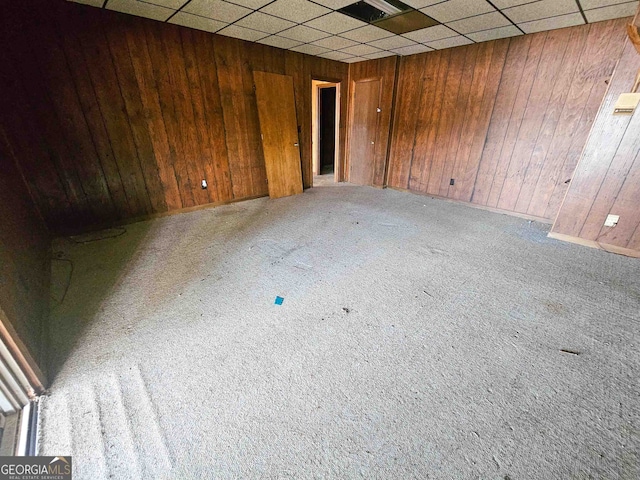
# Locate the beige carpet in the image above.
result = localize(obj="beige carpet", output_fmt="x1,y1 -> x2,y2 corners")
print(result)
40,185 -> 640,479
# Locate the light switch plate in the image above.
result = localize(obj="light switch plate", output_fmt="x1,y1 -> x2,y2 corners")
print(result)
613,93 -> 640,115
604,214 -> 620,227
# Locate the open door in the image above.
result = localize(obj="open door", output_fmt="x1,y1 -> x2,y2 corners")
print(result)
348,79 -> 381,186
253,71 -> 303,199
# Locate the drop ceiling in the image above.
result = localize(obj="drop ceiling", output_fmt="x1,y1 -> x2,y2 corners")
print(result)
69,0 -> 638,62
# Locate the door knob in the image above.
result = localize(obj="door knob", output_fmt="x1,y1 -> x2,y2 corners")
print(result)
294,143 -> 299,147
371,141 -> 375,145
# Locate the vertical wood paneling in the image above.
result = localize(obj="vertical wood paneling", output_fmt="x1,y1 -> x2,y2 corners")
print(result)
427,47 -> 468,196
0,125 -> 51,380
0,0 -> 347,234
454,40 -> 508,201
2,3 -> 93,225
542,19 -> 631,219
58,7 -> 133,220
472,36 -> 532,207
191,31 -> 233,203
389,56 -> 430,190
413,51 -> 450,193
104,14 -> 171,214
0,47 -> 72,228
73,6 -> 155,218
387,19 -> 629,221
486,33 -> 546,209
122,15 -> 183,211
497,29 -> 570,212
515,25 -> 589,215
551,39 -> 640,255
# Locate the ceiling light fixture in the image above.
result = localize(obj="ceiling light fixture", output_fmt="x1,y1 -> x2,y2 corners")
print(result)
362,0 -> 402,16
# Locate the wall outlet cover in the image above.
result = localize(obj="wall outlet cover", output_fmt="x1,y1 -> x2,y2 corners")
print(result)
604,214 -> 620,227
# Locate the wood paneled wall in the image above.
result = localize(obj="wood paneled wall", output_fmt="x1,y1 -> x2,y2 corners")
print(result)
347,57 -> 397,187
0,0 -> 348,235
551,40 -> 640,257
386,19 -> 629,221
0,126 -> 50,387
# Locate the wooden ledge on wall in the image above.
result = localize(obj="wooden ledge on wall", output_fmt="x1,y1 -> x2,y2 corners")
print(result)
547,232 -> 640,258
56,193 -> 268,237
628,3 -> 640,54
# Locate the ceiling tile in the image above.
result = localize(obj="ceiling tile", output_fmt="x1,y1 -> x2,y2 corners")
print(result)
340,25 -> 395,42
402,24 -> 458,43
503,0 -> 578,24
467,24 -> 522,42
311,35 -> 359,49
169,12 -> 227,32
420,0 -> 495,23
235,12 -> 296,34
225,0 -> 273,9
344,56 -> 369,63
278,25 -> 330,42
312,0 -> 359,10
216,24 -> 268,41
447,11 -> 511,34
305,12 -> 367,34
490,0 -> 533,8
183,0 -> 252,23
340,44 -> 382,56
363,50 -> 398,59
72,0 -> 107,6
392,44 -> 434,55
369,35 -> 417,50
257,35 -> 303,49
260,0 -> 331,23
584,2 -> 639,22
106,0 -> 175,21
579,0 -> 631,9
401,0 -> 446,9
518,12 -> 584,33
318,51 -> 354,61
291,44 -> 331,55
426,34 -> 474,49
145,0 -> 188,8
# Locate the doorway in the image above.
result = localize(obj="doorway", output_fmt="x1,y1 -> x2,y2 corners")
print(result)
312,80 -> 340,186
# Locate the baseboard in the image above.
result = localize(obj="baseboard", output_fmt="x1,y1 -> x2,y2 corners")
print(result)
56,193 -> 268,237
387,186 -> 553,224
547,232 -> 640,258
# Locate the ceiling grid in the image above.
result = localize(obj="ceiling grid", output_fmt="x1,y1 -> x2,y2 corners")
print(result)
71,0 -> 638,62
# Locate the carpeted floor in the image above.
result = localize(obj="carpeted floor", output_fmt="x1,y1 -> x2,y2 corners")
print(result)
39,184 -> 640,479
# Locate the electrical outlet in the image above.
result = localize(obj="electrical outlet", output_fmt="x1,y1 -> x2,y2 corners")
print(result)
604,214 -> 619,227
450,179 -> 455,186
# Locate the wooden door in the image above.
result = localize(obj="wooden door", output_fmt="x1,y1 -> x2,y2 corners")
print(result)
349,79 -> 380,186
253,71 -> 303,199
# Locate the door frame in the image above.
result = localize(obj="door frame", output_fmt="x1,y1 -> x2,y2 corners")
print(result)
311,76 -> 343,185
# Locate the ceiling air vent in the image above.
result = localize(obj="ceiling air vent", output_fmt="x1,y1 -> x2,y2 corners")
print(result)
339,0 -> 439,34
